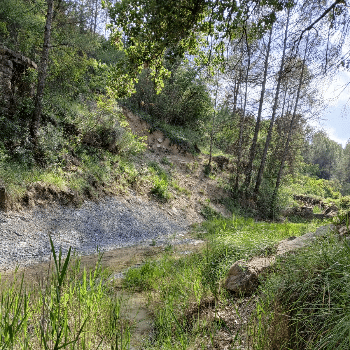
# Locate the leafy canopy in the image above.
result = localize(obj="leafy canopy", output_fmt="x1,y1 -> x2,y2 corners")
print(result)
107,0 -> 294,96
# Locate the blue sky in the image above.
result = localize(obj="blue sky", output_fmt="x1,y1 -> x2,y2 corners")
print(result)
319,71 -> 350,148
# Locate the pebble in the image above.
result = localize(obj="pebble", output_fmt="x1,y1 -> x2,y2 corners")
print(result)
0,196 -> 190,271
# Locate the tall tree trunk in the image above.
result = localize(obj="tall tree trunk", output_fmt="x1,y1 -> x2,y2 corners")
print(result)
233,75 -> 241,113
234,30 -> 251,191
208,78 -> 219,169
271,33 -> 309,208
254,9 -> 291,197
30,0 -> 54,150
93,0 -> 99,34
243,26 -> 273,191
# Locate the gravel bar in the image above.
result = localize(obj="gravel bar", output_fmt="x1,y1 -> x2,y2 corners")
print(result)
0,195 -> 190,271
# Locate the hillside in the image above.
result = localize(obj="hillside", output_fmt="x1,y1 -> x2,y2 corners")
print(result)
1,0 -> 350,347
0,105 -> 349,349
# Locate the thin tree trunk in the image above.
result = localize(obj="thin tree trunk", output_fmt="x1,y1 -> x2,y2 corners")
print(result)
93,0 -> 99,34
271,33 -> 309,208
234,29 -> 251,191
243,26 -> 273,191
280,83 -> 289,119
254,9 -> 291,196
233,79 -> 237,112
30,0 -> 54,149
208,78 -> 219,168
233,76 -> 240,113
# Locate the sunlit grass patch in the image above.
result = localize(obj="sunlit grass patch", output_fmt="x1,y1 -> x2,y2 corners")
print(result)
171,180 -> 191,196
148,161 -> 171,201
123,214 -> 325,349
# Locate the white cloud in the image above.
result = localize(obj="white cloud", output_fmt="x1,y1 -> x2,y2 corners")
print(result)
324,126 -> 349,148
322,71 -> 350,107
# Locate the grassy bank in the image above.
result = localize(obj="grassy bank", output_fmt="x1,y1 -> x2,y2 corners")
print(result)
122,215 -> 325,349
1,209 -> 346,349
251,229 -> 350,350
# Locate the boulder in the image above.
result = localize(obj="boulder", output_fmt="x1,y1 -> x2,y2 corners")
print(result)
277,225 -> 334,255
225,257 -> 275,294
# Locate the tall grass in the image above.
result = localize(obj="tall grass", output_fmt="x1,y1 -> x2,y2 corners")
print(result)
251,232 -> 350,350
123,215 -> 322,349
0,238 -> 131,349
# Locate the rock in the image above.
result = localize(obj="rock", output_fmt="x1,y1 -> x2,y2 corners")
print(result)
293,194 -> 325,208
300,206 -> 313,218
157,138 -> 163,143
277,224 -> 334,255
313,213 -> 325,220
225,225 -> 334,295
339,226 -> 349,235
225,257 -> 275,294
324,204 -> 338,215
0,186 -> 8,211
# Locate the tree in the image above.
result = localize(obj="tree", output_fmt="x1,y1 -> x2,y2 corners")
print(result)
253,8 -> 291,196
271,32 -> 310,207
30,0 -> 54,151
243,25 -> 273,191
107,0 -> 293,97
307,131 -> 343,180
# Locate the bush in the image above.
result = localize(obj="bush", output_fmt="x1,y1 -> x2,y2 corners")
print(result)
148,162 -> 171,201
128,62 -> 212,130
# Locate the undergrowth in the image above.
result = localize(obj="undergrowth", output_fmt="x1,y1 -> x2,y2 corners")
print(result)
0,99 -> 147,206
0,237 -> 131,349
251,232 -> 350,350
123,215 -> 323,349
148,161 -> 171,201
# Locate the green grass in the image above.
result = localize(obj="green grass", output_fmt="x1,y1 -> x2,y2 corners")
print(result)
0,148 -> 146,205
251,232 -> 350,350
148,161 -> 172,201
0,210 -> 333,349
123,215 -> 324,349
171,180 -> 191,196
0,239 -> 131,349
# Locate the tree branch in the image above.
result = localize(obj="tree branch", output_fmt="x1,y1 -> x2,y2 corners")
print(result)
295,0 -> 346,47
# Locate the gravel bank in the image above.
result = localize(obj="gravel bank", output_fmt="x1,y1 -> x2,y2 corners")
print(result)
0,195 -> 190,271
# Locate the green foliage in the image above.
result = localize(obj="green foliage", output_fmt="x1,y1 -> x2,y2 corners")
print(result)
129,63 -> 212,129
171,180 -> 191,196
290,174 -> 341,199
200,201 -> 222,220
107,0 -> 289,96
0,240 -> 131,349
252,234 -> 350,350
305,131 -> 343,181
0,0 -> 45,56
148,162 -> 171,201
123,214 -> 321,348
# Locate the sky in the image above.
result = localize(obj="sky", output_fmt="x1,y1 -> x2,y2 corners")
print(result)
319,70 -> 350,148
